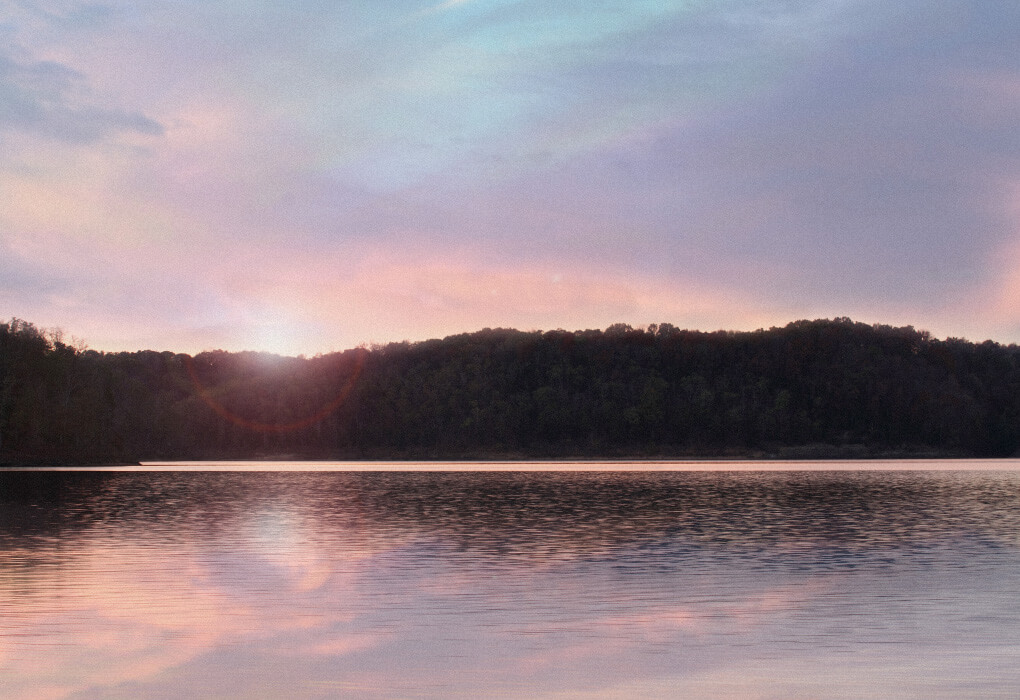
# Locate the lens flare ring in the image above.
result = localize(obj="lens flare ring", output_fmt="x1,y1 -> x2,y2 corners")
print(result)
183,352 -> 366,434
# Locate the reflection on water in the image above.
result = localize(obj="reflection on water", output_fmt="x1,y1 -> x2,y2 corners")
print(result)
1,466 -> 1019,699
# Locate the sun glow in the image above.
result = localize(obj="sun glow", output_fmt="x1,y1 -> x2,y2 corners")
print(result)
240,314 -> 315,357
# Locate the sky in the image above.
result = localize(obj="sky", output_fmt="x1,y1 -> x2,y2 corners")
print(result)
2,0 -> 1020,355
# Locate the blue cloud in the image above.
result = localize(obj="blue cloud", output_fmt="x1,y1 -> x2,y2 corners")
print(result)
0,51 -> 162,143
6,0 -> 1020,348
274,0 -> 1020,315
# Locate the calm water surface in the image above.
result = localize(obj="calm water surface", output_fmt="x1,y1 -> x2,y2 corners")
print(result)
1,461 -> 1019,699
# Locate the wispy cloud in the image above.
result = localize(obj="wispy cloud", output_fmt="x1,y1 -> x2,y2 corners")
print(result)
3,0 -> 1020,351
0,51 -> 161,144
428,0 -> 474,12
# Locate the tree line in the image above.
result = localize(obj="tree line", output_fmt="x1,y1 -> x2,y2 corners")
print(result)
2,316 -> 1019,464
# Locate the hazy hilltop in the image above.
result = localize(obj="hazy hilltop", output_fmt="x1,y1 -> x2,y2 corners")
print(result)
2,317 -> 1019,465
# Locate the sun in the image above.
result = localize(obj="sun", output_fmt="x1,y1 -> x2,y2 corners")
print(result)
246,316 -> 314,357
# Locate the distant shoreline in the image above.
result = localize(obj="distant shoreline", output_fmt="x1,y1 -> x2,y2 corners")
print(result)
0,445 -> 982,469
5,318 -> 1020,464
4,457 -> 1019,474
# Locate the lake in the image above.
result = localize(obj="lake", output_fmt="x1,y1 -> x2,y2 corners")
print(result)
1,461 -> 1019,699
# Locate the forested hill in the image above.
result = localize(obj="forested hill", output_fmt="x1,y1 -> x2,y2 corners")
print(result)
2,317 -> 1020,464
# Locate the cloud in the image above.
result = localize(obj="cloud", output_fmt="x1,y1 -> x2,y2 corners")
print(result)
4,0 -> 1020,350
0,51 -> 162,143
427,0 -> 474,13
6,1 -> 116,28
542,0 -> 1020,312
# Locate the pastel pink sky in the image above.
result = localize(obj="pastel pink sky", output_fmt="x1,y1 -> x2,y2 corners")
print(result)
3,1 -> 1020,355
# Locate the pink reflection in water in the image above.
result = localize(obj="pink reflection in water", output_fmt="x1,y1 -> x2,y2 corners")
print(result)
0,468 -> 1017,698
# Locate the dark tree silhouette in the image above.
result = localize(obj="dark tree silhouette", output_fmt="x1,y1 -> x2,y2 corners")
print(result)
2,316 -> 1019,465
